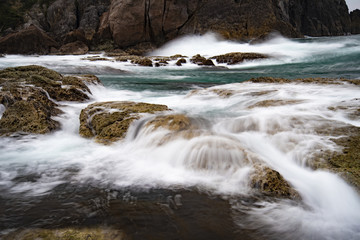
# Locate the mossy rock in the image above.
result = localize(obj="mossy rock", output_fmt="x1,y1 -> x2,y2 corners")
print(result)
1,227 -> 127,240
212,52 -> 268,65
0,65 -> 101,135
145,114 -> 192,132
131,57 -> 153,67
250,165 -> 300,199
79,101 -> 169,143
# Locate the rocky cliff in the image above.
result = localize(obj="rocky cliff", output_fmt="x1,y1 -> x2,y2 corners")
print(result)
351,9 -> 360,34
0,0 -> 356,54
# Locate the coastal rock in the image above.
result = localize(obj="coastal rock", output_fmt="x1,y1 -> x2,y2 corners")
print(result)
351,9 -> 360,34
108,0 -> 200,48
1,227 -> 127,240
190,54 -> 215,66
0,25 -> 58,54
46,0 -> 78,38
58,41 -> 89,55
0,65 -> 99,135
79,101 -> 169,143
250,165 -> 300,199
212,52 -> 268,65
145,114 -> 192,132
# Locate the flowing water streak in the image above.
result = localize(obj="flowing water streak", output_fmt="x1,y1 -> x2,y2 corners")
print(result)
0,35 -> 360,239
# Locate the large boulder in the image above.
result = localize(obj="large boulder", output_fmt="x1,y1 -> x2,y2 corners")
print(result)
108,0 -> 200,48
79,101 -> 169,143
0,25 -> 58,54
0,65 -> 100,135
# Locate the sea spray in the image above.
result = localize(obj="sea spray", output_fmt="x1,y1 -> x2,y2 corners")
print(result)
1,35 -> 360,239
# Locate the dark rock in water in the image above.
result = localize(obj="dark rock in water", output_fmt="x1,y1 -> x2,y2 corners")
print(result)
351,9 -> 360,34
0,185 -> 253,240
190,54 -> 215,66
0,25 -> 58,54
176,58 -> 187,66
131,57 -> 153,67
212,52 -> 268,65
58,41 -> 89,55
79,101 -> 169,143
0,65 -> 100,135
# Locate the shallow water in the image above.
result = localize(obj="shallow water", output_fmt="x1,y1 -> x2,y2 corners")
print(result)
1,34 -> 360,239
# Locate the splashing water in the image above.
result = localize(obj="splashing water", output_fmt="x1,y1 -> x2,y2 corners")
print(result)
0,34 -> 360,239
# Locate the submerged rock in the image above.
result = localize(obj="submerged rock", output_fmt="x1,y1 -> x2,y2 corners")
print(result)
248,99 -> 302,109
0,65 -> 100,135
79,101 -> 169,143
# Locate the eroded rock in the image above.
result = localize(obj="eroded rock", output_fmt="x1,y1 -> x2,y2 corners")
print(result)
250,165 -> 300,199
79,101 -> 169,143
0,65 -> 99,135
212,52 -> 268,65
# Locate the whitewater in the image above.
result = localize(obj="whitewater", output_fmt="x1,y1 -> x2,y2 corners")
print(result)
1,34 -> 360,239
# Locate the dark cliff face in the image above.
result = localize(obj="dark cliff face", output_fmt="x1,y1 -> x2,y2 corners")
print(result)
351,9 -> 360,34
0,0 -> 355,54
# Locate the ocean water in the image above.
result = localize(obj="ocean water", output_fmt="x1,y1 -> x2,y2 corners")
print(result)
0,34 -> 360,239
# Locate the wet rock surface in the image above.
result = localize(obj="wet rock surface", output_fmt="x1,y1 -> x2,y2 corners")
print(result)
0,185 -> 256,240
0,65 -> 99,135
79,101 -> 169,143
251,166 -> 300,199
212,52 -> 268,65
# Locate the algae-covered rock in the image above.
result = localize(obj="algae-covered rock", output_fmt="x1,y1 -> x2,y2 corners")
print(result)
145,114 -> 192,132
313,125 -> 360,191
212,52 -> 268,65
0,65 -> 100,135
79,101 -> 169,143
250,165 -> 300,199
2,227 -> 127,240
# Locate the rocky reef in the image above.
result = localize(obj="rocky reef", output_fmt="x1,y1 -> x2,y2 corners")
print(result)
0,0 -> 356,55
0,65 -> 99,135
79,101 -> 169,143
